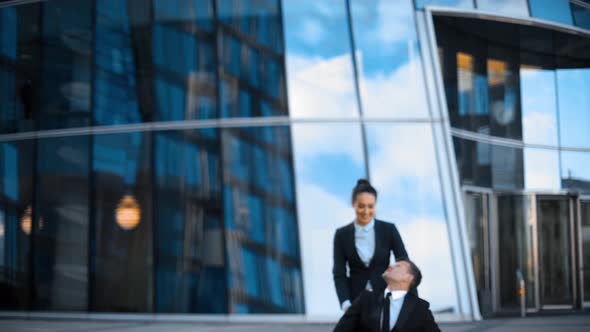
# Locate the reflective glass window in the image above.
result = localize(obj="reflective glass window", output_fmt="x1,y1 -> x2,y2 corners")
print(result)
290,123 -> 366,316
216,0 -> 281,53
453,137 -> 491,187
414,0 -> 474,9
561,151 -> 590,193
33,136 -> 89,311
154,130 -> 225,313
524,148 -> 560,190
0,7 -> 16,59
38,0 -> 93,130
572,3 -> 590,30
217,0 -> 287,117
154,0 -> 213,31
350,0 -> 429,118
283,0 -> 360,118
94,0 -> 142,125
366,124 -> 458,313
0,140 -> 34,310
476,0 -> 529,16
0,5 -> 39,134
222,126 -> 302,313
92,132 -> 153,312
491,144 -> 524,190
557,68 -> 590,148
529,0 -> 573,25
520,65 -> 558,145
487,47 -> 522,140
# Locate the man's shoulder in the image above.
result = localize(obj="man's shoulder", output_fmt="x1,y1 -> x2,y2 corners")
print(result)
408,293 -> 432,310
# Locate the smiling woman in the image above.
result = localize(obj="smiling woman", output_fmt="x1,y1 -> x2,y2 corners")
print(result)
332,178 -> 409,311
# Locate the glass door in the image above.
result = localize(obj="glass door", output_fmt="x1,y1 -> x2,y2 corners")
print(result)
496,194 -> 537,311
537,196 -> 575,308
580,199 -> 590,308
464,190 -> 493,316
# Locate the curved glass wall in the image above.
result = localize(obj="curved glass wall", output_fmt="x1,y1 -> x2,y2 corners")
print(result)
435,14 -> 590,193
0,0 -> 304,314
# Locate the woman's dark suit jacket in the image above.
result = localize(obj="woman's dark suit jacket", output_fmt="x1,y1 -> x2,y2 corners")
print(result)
333,219 -> 408,306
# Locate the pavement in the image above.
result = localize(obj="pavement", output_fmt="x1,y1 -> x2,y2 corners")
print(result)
1,315 -> 590,332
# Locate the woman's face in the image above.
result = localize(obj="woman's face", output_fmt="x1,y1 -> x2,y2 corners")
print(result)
353,192 -> 376,226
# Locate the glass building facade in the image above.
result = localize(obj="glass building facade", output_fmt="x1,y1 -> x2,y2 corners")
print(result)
1,0 -> 590,320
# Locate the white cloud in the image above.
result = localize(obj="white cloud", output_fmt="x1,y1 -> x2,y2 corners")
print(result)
357,57 -> 429,118
398,217 -> 458,312
286,53 -> 359,118
299,18 -> 325,45
524,149 -> 560,190
369,124 -> 440,196
295,183 -> 352,316
520,68 -> 558,145
290,123 -> 365,171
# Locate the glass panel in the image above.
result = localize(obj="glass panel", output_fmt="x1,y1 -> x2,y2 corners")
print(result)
350,0 -> 429,118
216,0 -> 281,53
153,1 -> 217,121
33,136 -> 89,311
520,67 -> 558,145
217,0 -> 287,117
153,129 -> 225,313
93,0 -> 142,125
464,192 -> 490,315
38,0 -> 93,130
291,123 -> 366,316
0,140 -> 34,310
452,137 -> 491,188
283,0 -> 360,118
414,0 -> 474,9
366,124 -> 458,313
0,5 -> 39,134
476,0 -> 529,16
487,47 -> 522,140
491,144 -> 524,190
538,198 -> 572,306
524,148 -> 560,190
456,51 -> 488,133
561,151 -> 590,194
572,3 -> 590,30
92,132 -> 153,312
222,126 -> 303,313
497,194 -> 536,308
529,0 -> 573,25
581,201 -> 590,303
557,68 -> 590,149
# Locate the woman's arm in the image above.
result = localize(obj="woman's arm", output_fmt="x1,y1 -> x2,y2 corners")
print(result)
333,229 -> 351,307
391,224 -> 409,261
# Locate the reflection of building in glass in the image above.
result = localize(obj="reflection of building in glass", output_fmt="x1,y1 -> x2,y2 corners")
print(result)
1,0 -> 590,321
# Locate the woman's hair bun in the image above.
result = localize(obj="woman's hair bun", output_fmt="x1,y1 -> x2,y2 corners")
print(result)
356,178 -> 370,186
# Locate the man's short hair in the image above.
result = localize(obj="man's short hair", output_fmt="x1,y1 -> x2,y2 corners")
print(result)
406,260 -> 422,289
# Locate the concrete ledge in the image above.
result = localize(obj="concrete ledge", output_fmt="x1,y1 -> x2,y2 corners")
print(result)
0,311 -> 472,323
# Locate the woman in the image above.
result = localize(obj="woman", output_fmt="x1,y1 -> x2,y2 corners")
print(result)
333,179 -> 409,310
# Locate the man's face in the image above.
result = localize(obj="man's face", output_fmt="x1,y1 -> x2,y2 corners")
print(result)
382,261 -> 413,285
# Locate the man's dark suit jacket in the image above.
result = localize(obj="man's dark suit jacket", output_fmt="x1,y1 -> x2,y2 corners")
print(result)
333,219 -> 408,306
333,290 -> 441,332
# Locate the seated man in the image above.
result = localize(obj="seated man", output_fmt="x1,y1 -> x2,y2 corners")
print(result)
333,260 -> 441,332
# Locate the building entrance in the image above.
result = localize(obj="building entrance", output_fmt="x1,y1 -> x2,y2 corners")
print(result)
463,189 -> 584,316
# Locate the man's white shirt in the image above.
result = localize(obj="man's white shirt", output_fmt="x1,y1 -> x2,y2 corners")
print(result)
382,289 -> 407,331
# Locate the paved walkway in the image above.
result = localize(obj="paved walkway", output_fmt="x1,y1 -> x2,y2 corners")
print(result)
1,315 -> 589,332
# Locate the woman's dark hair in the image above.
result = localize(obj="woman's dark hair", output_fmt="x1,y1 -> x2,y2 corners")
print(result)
351,178 -> 377,204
